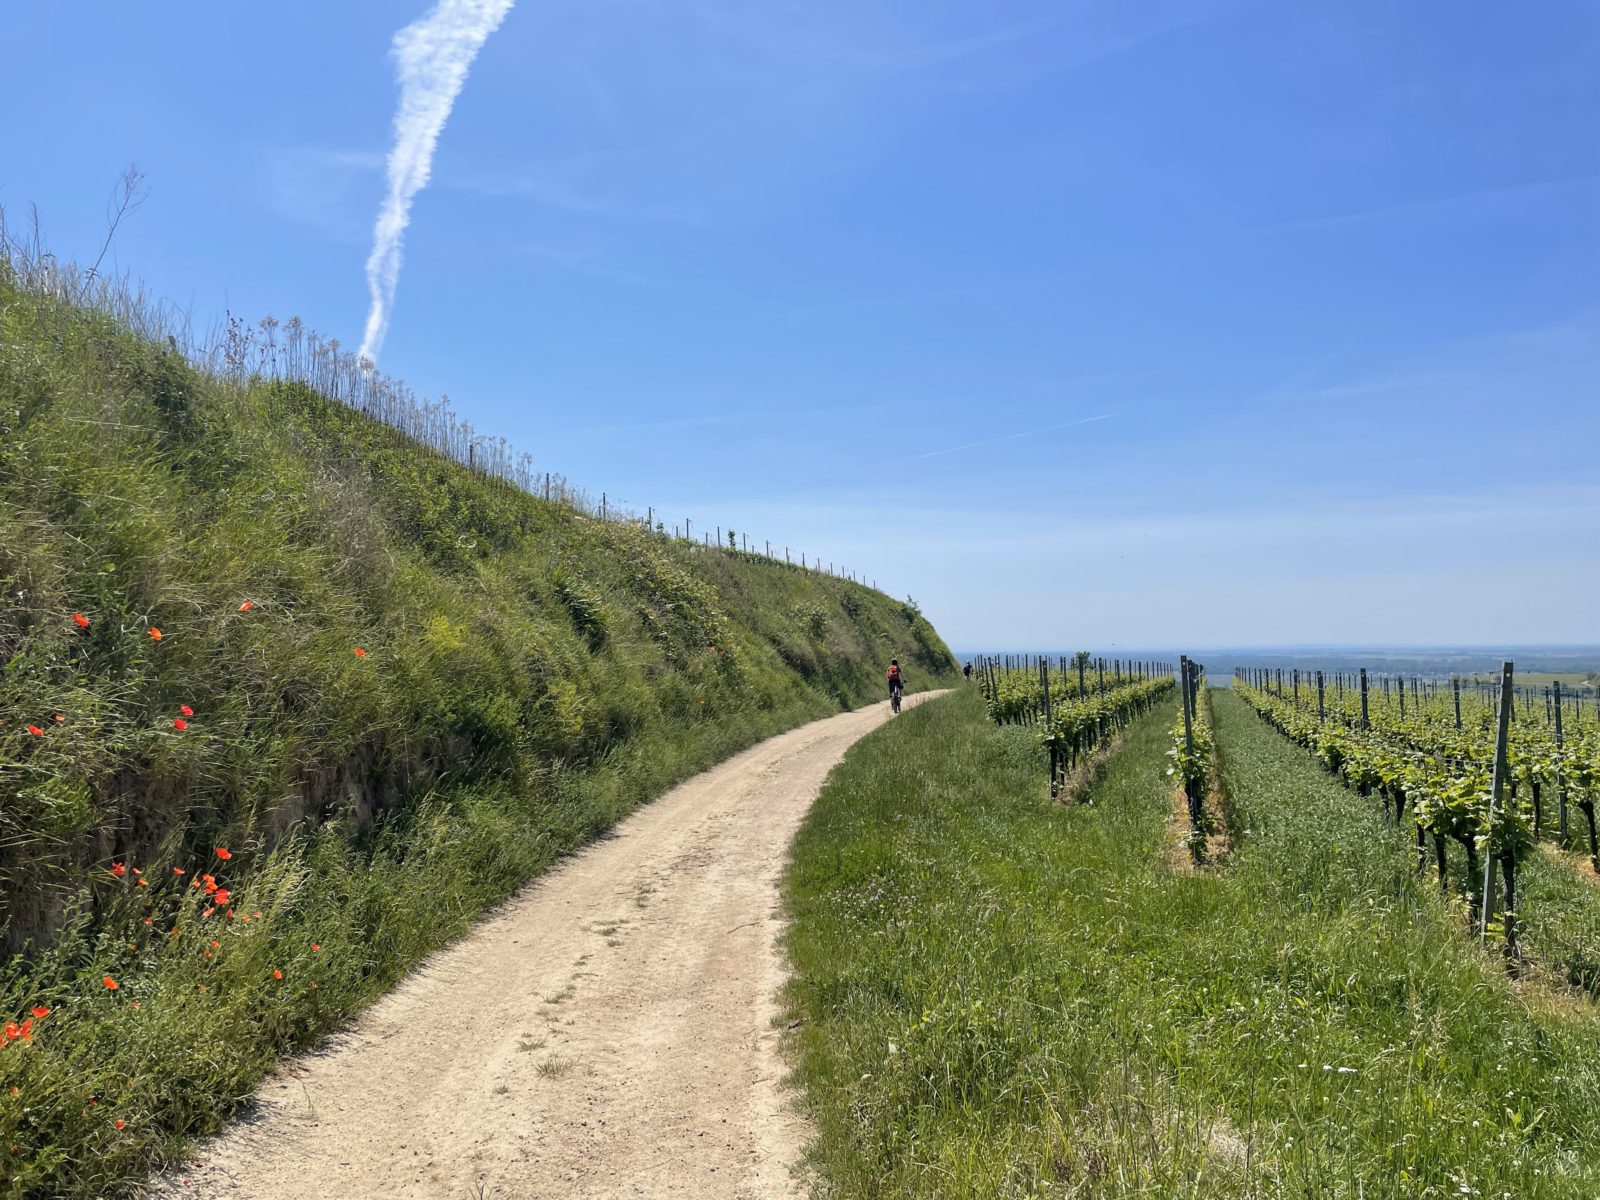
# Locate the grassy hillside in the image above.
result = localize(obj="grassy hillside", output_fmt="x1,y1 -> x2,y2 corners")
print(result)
0,256 -> 955,1197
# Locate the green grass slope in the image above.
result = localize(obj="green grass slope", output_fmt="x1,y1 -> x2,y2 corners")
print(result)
782,687 -> 1600,1198
0,259 -> 955,1197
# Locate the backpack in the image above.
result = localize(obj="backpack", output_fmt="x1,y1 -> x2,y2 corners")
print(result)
887,664 -> 901,683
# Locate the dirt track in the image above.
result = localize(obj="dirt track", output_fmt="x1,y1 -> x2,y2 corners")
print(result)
156,691 -> 943,1200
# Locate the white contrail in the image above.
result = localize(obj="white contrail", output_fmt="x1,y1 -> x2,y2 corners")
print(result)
359,0 -> 516,365
909,413 -> 1115,460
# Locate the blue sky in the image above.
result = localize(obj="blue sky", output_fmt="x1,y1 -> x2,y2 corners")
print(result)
3,1 -> 1596,650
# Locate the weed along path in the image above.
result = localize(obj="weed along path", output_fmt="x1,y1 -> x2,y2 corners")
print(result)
157,692 -> 947,1200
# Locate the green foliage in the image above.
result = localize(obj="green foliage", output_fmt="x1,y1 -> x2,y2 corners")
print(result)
782,689 -> 1600,1198
0,265 -> 958,1196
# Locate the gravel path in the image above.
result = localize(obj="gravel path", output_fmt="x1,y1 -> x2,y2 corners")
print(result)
155,692 -> 944,1199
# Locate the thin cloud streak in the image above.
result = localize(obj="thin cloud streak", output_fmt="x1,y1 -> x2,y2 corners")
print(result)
359,0 -> 516,365
909,413 -> 1115,460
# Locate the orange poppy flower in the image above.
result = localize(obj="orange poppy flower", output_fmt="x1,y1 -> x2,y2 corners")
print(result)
102,976 -> 118,990
213,888 -> 230,906
132,868 -> 143,877
110,863 -> 126,878
272,969 -> 283,981
311,943 -> 321,952
29,1007 -> 48,1020
148,628 -> 162,641
179,705 -> 194,718
214,847 -> 232,861
238,600 -> 255,613
135,878 -> 148,887
26,724 -> 43,737
115,1120 -> 125,1131
53,714 -> 64,723
352,647 -> 367,657
202,907 -> 214,918
172,867 -> 185,876
17,1020 -> 31,1041
73,612 -> 90,628
173,718 -> 188,731
203,951 -> 212,960
3,1023 -> 18,1040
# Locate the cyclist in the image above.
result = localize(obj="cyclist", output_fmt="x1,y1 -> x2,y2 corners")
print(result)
887,659 -> 905,713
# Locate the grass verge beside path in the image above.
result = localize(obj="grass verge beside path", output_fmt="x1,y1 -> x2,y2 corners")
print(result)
782,686 -> 1600,1199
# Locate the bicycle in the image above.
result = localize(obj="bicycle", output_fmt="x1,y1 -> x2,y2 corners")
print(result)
890,682 -> 903,714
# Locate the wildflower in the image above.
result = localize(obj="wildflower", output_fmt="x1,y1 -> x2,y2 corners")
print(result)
272,969 -> 283,981
202,907 -> 214,919
53,714 -> 64,723
213,888 -> 230,906
115,1120 -> 125,1131
214,847 -> 232,861
17,1020 -> 31,1042
136,878 -> 148,887
210,940 -> 220,949
143,917 -> 152,925
203,951 -> 212,960
129,1001 -> 140,1009
102,976 -> 119,991
131,868 -> 142,877
3,1023 -> 17,1041
173,718 -> 188,731
353,647 -> 367,657
179,705 -> 194,718
29,1007 -> 47,1020
26,724 -> 43,737
7,1087 -> 17,1095
148,628 -> 162,641
172,867 -> 185,876
311,943 -> 321,952
73,612 -> 90,628
110,863 -> 127,878
197,983 -> 207,991
253,911 -> 262,919
238,600 -> 255,612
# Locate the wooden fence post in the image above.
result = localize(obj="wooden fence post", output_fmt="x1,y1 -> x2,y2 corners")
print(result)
1481,660 -> 1515,948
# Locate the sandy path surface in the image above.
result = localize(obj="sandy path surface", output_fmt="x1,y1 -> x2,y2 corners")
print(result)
156,691 -> 943,1200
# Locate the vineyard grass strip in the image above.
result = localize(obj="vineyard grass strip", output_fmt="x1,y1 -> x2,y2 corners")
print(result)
781,686 -> 1600,1199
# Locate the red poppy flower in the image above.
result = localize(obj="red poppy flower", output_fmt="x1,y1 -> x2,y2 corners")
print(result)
209,940 -> 220,949
203,951 -> 212,959
143,917 -> 152,925
311,943 -> 321,952
115,1120 -> 125,1131
352,647 -> 367,657
172,867 -> 185,876
135,878 -> 148,887
26,724 -> 44,737
172,718 -> 188,731
238,600 -> 255,613
213,888 -> 230,906
129,1001 -> 140,1009
102,976 -> 118,991
3,1023 -> 17,1041
202,907 -> 214,918
17,1021 -> 31,1041
72,612 -> 90,628
214,847 -> 232,861
29,1007 -> 47,1020
110,863 -> 127,878
272,969 -> 283,981
148,628 -> 162,641
53,714 -> 64,724
179,705 -> 194,718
